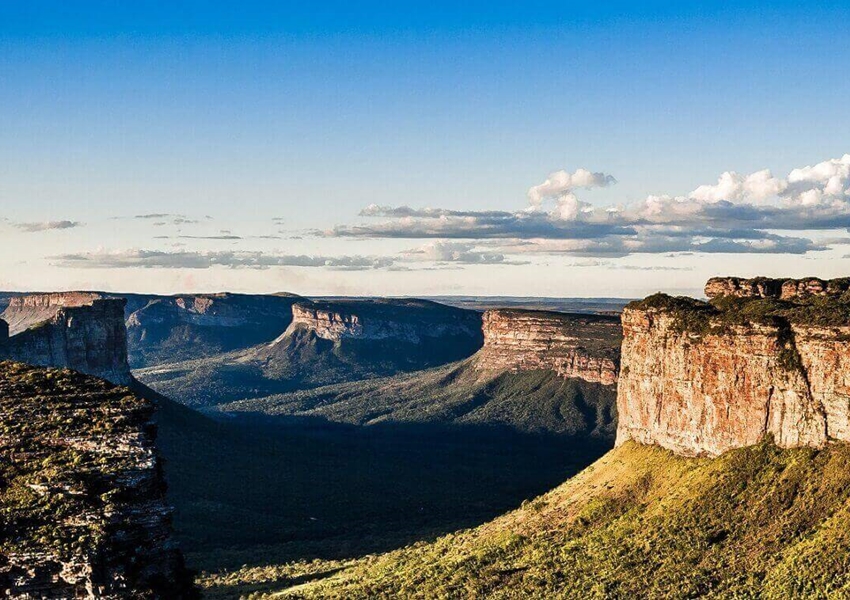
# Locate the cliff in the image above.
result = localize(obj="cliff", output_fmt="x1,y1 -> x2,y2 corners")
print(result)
705,276 -> 850,300
616,280 -> 850,456
1,291 -> 107,335
473,309 -> 620,385
0,294 -> 131,385
0,361 -> 194,598
282,299 -> 482,343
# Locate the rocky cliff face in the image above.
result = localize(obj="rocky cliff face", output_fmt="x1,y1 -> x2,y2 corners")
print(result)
705,276 -> 850,300
1,291 -> 106,335
616,282 -> 850,456
473,309 -> 620,386
0,294 -> 131,385
0,361 -> 194,598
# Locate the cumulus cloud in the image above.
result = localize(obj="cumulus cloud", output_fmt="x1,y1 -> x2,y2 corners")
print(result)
526,168 -> 616,222
326,153 -> 850,258
401,241 -> 526,265
527,168 -> 616,206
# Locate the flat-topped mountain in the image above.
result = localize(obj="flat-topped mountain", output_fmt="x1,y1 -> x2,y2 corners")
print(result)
124,292 -> 303,368
0,293 -> 131,385
0,362 -> 194,598
136,298 -> 483,407
617,276 -> 850,456
218,308 -> 621,437
474,309 -> 619,385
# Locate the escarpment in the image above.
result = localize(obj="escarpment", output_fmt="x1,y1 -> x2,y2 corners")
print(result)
282,299 -> 482,344
474,309 -> 620,385
617,278 -> 850,456
0,361 -> 194,598
0,294 -> 131,385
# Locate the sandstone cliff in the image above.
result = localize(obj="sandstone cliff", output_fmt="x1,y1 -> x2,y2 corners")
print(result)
617,280 -> 850,456
0,294 -> 131,385
473,309 -> 620,386
0,361 -> 194,598
705,276 -> 850,300
281,299 -> 482,343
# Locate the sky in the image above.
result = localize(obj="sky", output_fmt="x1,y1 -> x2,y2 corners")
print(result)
2,1 -> 850,297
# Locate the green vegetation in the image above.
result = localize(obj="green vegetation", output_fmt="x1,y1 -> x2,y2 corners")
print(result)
0,362 -> 150,561
145,382 -> 608,575
214,440 -> 850,598
630,291 -> 850,337
217,361 -> 617,438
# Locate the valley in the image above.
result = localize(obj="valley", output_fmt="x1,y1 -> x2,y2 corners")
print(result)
5,278 -> 850,598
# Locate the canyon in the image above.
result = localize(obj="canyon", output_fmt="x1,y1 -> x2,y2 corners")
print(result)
136,298 -> 484,407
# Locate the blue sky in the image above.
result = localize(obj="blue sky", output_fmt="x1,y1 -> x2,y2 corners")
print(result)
2,2 -> 850,296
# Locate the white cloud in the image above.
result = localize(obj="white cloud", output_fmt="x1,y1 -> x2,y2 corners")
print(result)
327,153 -> 850,258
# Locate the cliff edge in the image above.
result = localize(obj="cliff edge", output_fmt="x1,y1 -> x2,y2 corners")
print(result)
0,361 -> 195,598
473,309 -> 620,385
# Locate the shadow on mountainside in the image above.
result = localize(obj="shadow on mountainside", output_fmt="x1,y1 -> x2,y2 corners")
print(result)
146,387 -> 611,573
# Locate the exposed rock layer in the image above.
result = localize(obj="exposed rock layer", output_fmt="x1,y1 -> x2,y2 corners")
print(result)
617,285 -> 850,456
0,361 -> 194,598
282,299 -> 482,343
0,294 -> 131,385
474,309 -> 620,386
705,276 -> 850,300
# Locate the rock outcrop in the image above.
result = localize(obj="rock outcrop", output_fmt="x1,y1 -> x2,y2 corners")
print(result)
616,283 -> 850,456
474,309 -> 620,386
0,294 -> 131,385
0,361 -> 195,598
705,276 -> 850,300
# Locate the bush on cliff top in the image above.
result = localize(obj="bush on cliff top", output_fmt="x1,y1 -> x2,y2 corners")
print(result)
628,292 -> 850,332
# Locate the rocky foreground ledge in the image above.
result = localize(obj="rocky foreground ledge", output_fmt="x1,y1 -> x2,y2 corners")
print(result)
0,361 -> 195,598
617,277 -> 850,457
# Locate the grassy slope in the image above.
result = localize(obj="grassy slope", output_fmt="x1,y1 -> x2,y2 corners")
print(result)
209,440 -> 850,598
219,361 -> 617,438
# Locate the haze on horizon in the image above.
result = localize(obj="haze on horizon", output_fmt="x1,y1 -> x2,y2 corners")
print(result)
2,1 -> 850,298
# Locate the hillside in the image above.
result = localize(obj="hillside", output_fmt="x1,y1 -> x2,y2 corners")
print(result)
219,362 -> 617,438
208,440 -> 850,598
0,362 -> 195,597
136,298 -> 483,407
